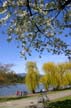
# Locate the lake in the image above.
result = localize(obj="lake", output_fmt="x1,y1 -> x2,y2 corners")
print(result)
0,84 -> 44,96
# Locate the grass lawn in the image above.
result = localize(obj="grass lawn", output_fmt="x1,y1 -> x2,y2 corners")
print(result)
0,93 -> 71,108
0,95 -> 33,102
48,88 -> 71,94
0,89 -> 71,102
47,96 -> 71,108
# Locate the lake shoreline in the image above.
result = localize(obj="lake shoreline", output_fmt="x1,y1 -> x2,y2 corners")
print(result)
0,90 -> 71,108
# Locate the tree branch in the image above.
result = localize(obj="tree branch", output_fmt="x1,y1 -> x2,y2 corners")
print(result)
63,24 -> 71,28
58,0 -> 71,10
62,0 -> 71,9
43,8 -> 56,12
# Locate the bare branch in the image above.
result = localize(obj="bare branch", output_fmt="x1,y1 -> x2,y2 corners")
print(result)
43,8 -> 56,12
62,24 -> 71,28
62,0 -> 71,9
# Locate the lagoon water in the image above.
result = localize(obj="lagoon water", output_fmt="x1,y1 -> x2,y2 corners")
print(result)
0,84 -> 44,96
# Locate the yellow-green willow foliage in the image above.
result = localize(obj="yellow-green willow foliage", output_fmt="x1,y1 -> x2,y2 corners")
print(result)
43,62 -> 71,89
65,72 -> 71,85
43,62 -> 60,88
40,75 -> 50,90
57,62 -> 71,87
25,62 -> 39,93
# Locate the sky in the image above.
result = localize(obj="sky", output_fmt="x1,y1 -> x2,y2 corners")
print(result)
0,26 -> 69,74
0,0 -> 71,74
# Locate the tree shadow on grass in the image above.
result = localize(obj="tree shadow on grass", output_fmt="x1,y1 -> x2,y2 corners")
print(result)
48,100 -> 71,108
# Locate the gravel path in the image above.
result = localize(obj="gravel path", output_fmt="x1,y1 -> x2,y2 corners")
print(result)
0,90 -> 71,108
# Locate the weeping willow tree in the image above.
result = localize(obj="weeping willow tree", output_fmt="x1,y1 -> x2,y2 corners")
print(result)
25,61 -> 39,93
43,62 -> 61,89
43,62 -> 71,89
57,62 -> 71,88
40,74 -> 50,90
65,72 -> 71,85
0,0 -> 71,59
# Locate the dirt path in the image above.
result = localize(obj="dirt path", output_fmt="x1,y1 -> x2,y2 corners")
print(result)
0,90 -> 71,108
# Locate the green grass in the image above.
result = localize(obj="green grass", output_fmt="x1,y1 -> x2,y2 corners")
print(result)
0,89 -> 71,103
48,88 -> 71,94
0,95 -> 32,102
47,96 -> 71,108
52,96 -> 71,102
0,95 -> 71,108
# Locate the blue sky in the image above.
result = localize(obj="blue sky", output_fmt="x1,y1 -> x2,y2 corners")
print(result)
0,26 -> 69,74
0,0 -> 71,74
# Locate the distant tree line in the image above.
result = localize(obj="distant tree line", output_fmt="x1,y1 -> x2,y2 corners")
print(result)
25,61 -> 71,93
0,63 -> 24,85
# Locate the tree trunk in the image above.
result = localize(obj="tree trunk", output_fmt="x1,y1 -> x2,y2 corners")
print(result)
32,90 -> 35,94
